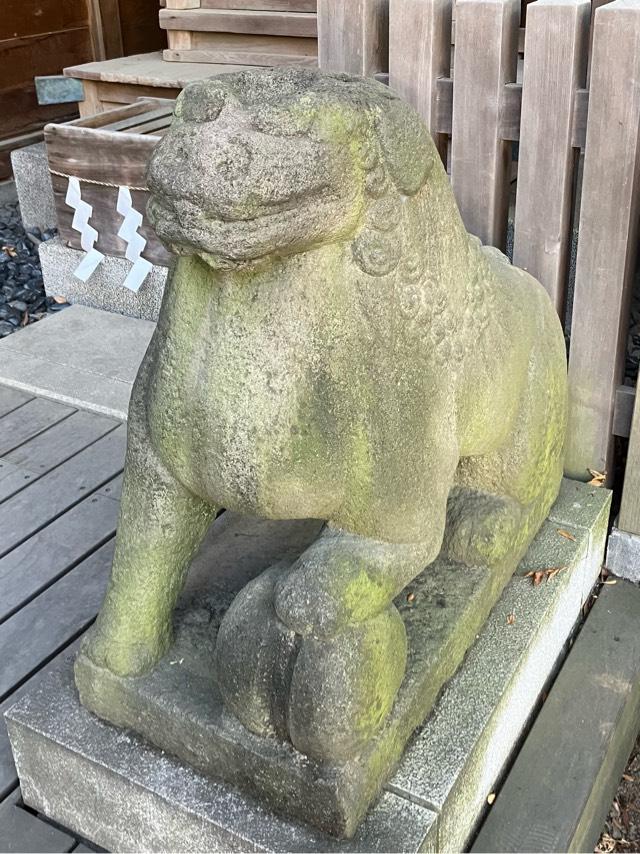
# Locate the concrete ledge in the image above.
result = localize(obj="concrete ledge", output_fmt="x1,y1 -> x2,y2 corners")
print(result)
0,305 -> 154,421
6,483 -> 611,852
40,237 -> 168,322
606,521 -> 640,582
10,143 -> 56,233
472,579 -> 640,853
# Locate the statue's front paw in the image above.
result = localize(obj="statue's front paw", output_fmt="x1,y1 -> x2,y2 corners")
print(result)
288,606 -> 407,762
215,566 -> 298,740
216,568 -> 407,762
274,555 -> 394,639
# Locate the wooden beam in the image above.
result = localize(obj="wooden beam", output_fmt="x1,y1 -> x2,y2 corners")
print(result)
317,0 -> 388,75
565,0 -> 640,482
512,0 -> 590,314
159,8 -> 318,38
619,387 -> 640,534
450,0 -> 520,249
388,0 -> 452,163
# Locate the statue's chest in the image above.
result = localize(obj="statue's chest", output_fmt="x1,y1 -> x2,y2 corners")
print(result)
149,281 -> 336,512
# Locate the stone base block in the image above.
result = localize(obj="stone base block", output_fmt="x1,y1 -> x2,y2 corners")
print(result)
6,481 -> 611,852
606,520 -> 640,582
40,236 -> 168,322
10,143 -> 56,233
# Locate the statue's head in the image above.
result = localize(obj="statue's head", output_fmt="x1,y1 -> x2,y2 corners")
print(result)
147,68 -> 437,270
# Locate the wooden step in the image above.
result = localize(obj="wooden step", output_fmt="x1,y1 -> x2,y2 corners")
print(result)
164,31 -> 317,67
472,579 -> 640,853
165,0 -> 317,12
201,0 -> 316,10
159,7 -> 318,38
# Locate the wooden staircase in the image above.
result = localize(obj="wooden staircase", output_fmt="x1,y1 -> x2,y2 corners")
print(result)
160,0 -> 318,67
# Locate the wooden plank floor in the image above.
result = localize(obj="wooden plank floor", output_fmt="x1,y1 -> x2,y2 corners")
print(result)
0,383 -> 125,853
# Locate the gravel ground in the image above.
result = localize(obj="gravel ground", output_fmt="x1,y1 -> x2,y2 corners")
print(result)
0,199 -> 68,337
596,736 -> 640,852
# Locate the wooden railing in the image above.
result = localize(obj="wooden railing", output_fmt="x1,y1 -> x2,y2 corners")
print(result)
318,0 -> 640,541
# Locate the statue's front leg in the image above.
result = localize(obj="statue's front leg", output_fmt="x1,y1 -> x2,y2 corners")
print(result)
79,429 -> 217,679
216,527 -> 437,762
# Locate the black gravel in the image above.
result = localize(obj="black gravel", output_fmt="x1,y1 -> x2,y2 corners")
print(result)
0,200 -> 68,338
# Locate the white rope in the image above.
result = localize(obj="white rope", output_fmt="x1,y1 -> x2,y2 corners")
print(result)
50,168 -> 148,193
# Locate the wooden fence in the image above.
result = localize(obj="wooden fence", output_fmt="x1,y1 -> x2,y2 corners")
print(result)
319,0 -> 640,540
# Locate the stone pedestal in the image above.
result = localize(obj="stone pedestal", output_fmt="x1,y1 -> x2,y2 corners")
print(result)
39,237 -> 168,322
606,519 -> 640,582
6,481 -> 610,852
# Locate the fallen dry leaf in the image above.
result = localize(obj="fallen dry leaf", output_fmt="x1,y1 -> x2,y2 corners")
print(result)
487,793 -> 496,805
557,528 -> 576,541
603,579 -> 618,585
525,566 -> 568,586
506,612 -> 516,625
623,774 -> 635,782
53,295 -> 67,304
587,468 -> 606,486
2,245 -> 17,257
406,592 -> 415,604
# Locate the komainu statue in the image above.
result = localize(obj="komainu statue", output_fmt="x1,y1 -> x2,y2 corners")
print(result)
76,67 -> 567,812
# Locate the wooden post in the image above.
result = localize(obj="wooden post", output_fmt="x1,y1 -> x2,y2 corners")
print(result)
317,0 -> 389,75
388,0 -> 452,162
619,391 -> 640,534
450,0 -> 520,250
565,0 -> 640,482
512,0 -> 590,315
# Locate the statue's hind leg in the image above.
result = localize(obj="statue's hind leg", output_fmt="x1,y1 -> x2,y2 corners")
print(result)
444,338 -> 567,568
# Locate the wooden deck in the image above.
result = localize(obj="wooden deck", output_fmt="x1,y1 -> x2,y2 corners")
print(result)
0,383 -> 125,853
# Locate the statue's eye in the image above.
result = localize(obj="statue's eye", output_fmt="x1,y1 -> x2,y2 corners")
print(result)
177,86 -> 227,123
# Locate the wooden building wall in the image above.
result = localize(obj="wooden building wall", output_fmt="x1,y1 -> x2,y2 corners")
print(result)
0,0 -> 166,181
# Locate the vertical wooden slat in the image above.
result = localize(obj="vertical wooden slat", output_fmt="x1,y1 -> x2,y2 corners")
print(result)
619,389 -> 640,534
317,0 -> 389,75
86,0 -> 107,61
388,0 -> 452,163
512,0 -> 590,314
450,0 -> 520,249
565,0 -> 640,482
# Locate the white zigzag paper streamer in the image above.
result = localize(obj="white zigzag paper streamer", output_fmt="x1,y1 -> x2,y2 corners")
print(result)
66,177 -> 104,282
117,187 -> 152,292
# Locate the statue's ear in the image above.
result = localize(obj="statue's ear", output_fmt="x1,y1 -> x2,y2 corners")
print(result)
374,98 -> 436,196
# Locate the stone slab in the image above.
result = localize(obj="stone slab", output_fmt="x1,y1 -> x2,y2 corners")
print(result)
6,483 -> 611,852
7,662 -> 437,854
472,578 -> 640,853
10,143 -> 56,233
605,520 -> 640,582
0,305 -> 155,420
40,237 -> 168,322
74,516 -> 547,837
389,479 -> 611,851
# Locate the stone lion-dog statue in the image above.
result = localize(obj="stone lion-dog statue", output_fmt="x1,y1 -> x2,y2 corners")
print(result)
77,68 -> 567,763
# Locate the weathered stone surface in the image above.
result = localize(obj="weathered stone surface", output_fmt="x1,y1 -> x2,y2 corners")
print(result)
472,578 -> 640,854
7,486 -> 609,852
74,68 -> 568,835
0,305 -> 155,420
8,661 -> 438,854
389,482 -> 611,851
606,521 -> 640,582
10,143 -> 56,233
39,237 -> 167,322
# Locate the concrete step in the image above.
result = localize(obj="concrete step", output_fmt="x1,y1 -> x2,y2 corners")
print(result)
472,578 -> 640,853
0,306 -> 154,421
